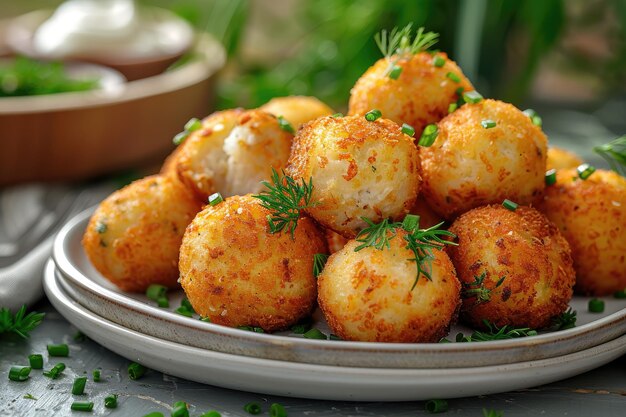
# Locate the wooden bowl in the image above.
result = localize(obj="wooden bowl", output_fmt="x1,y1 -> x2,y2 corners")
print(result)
0,33 -> 225,186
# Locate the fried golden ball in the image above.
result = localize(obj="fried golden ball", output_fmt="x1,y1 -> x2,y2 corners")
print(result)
174,109 -> 293,201
348,52 -> 473,134
420,99 -> 548,219
447,205 -> 575,329
286,115 -> 420,238
318,231 -> 460,343
546,146 -> 584,171
541,169 -> 626,295
260,95 -> 334,131
82,175 -> 202,292
179,195 -> 327,332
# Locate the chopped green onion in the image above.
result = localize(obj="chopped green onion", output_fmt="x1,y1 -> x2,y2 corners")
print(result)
43,362 -> 65,379
588,298 -> 604,313
402,214 -> 420,232
523,109 -> 543,127
614,289 -> 626,299
463,90 -> 483,104
401,123 -> 415,137
291,321 -> 312,334
173,132 -> 189,146
244,402 -> 262,415
199,412 -> 221,417
448,103 -> 457,113
365,109 -> 382,121
388,65 -> 403,80
8,366 -> 31,381
425,399 -> 449,413
71,401 -> 94,412
146,284 -> 167,302
184,118 -> 202,132
446,72 -> 461,83
545,169 -> 557,186
481,119 -> 496,129
502,199 -> 518,211
128,362 -> 146,380
95,222 -> 107,234
200,316 -> 211,322
577,163 -> 596,180
28,354 -> 43,369
433,55 -> 446,67
270,403 -> 287,417
104,394 -> 118,409
303,328 -> 327,340
329,334 -> 342,341
208,192 -> 224,206
93,369 -> 101,382
72,376 -> 87,395
277,116 -> 295,134
418,124 -> 439,147
143,413 -> 164,417
331,113 -> 343,118
157,297 -> 169,308
181,298 -> 195,312
176,307 -> 193,317
47,343 -> 69,357
172,401 -> 189,417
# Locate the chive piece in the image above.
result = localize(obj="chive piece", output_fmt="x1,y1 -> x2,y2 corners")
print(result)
433,55 -> 446,67
614,289 -> 626,299
463,90 -> 483,104
402,214 -> 420,232
128,362 -> 146,380
388,65 -> 403,80
176,307 -> 193,318
502,199 -> 518,211
173,132 -> 189,146
313,253 -> 329,278
418,124 -> 439,147
95,222 -> 107,234
277,116 -> 295,134
8,366 -> 31,381
72,376 -> 87,395
200,316 -> 211,322
331,113 -> 343,118
104,394 -> 118,409
172,401 -> 189,417
146,284 -> 168,301
28,354 -> 43,369
291,321 -> 312,334
181,298 -> 195,313
545,169 -> 557,186
157,297 -> 169,308
199,412 -> 221,417
425,399 -> 449,413
208,192 -> 224,206
365,109 -> 382,121
401,123 -> 415,137
303,328 -> 327,340
43,363 -> 65,379
270,403 -> 287,417
71,401 -> 94,412
143,413 -> 165,417
184,118 -> 202,132
329,334 -> 342,340
588,298 -> 605,313
481,119 -> 496,129
523,109 -> 543,127
244,402 -> 262,415
93,369 -> 101,382
47,343 -> 69,357
446,72 -> 461,83
577,163 -> 596,180
448,103 -> 457,113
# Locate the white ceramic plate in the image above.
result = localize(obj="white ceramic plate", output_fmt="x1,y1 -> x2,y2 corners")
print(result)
53,209 -> 626,369
44,260 -> 626,402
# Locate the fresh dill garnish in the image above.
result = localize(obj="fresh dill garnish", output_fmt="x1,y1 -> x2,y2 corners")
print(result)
313,253 -> 329,278
354,215 -> 457,290
252,169 -> 318,239
550,308 -> 577,330
374,24 -> 439,78
0,305 -> 45,339
594,135 -> 626,177
456,319 -> 537,342
461,272 -> 506,305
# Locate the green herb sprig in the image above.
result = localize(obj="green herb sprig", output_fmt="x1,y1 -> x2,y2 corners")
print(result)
375,24 -> 439,78
313,253 -> 329,278
252,169 -> 318,239
550,308 -> 577,330
461,272 -> 506,305
456,319 -> 537,342
0,305 -> 45,339
594,135 -> 626,177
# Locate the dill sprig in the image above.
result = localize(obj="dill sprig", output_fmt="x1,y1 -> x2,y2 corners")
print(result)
375,24 -> 439,58
550,308 -> 577,330
0,305 -> 45,339
461,272 -> 506,305
252,169 -> 318,239
594,135 -> 626,177
354,215 -> 457,290
456,319 -> 537,342
313,253 -> 329,278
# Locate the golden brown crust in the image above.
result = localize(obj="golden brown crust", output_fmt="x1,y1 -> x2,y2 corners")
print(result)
259,96 -> 334,131
82,175 -> 202,292
540,169 -> 626,295
286,115 -> 421,237
447,205 -> 575,329
318,230 -> 461,343
348,52 -> 473,134
420,99 -> 548,219
179,195 -> 328,332
546,147 -> 583,171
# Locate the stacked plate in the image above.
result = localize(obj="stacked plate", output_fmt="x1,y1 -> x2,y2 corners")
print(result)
45,209 -> 626,402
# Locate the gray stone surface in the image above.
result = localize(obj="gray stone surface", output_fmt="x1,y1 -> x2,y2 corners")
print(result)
0,302 -> 624,417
